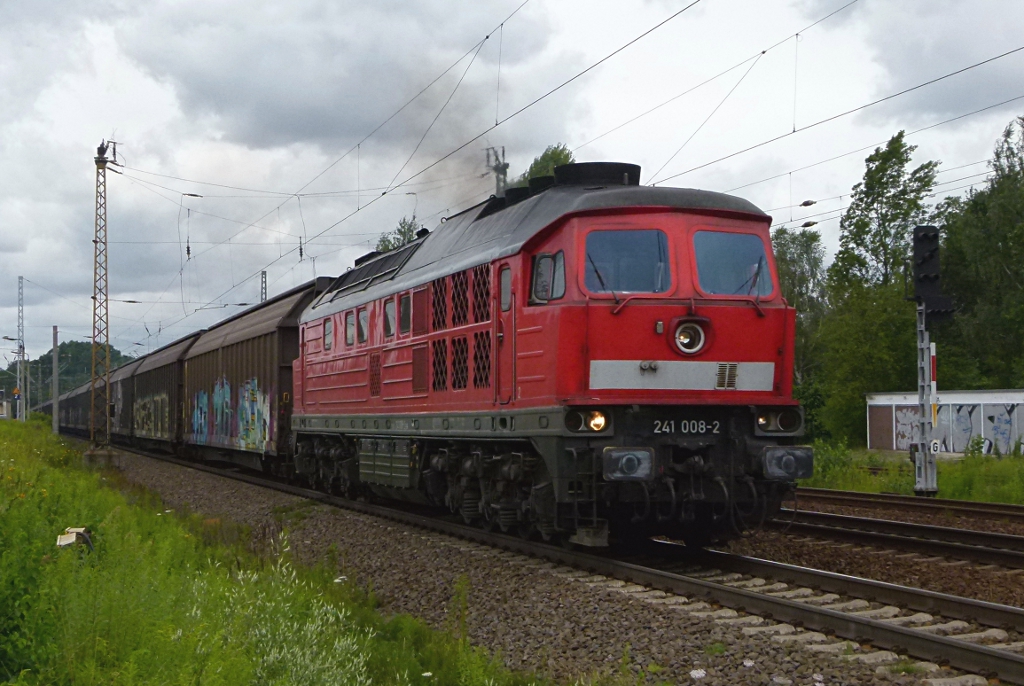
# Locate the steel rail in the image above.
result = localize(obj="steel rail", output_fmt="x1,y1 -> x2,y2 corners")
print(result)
113,448 -> 1024,684
797,487 -> 1024,522
688,548 -> 1024,630
776,509 -> 1024,568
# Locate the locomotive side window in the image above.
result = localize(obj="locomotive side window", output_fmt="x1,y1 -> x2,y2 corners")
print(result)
693,231 -> 772,297
399,294 -> 411,334
500,267 -> 512,311
384,299 -> 396,338
345,312 -> 355,346
585,230 -> 670,293
324,318 -> 333,350
552,252 -> 565,299
357,308 -> 368,343
531,251 -> 566,303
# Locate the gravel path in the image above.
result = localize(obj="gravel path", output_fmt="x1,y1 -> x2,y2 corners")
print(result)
727,531 -> 1024,608
115,452 -> 949,684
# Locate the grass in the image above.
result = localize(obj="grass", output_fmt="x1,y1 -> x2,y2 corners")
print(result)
703,642 -> 726,656
0,418 -> 560,686
800,438 -> 1024,504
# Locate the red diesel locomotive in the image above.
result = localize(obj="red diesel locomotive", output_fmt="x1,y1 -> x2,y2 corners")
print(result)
291,162 -> 813,547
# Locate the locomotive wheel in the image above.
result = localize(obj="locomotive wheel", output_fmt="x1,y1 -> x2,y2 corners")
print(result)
517,520 -> 536,540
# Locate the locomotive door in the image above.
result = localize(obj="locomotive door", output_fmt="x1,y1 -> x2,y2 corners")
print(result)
496,264 -> 515,404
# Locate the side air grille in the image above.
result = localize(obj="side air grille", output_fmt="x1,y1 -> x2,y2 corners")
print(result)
451,336 -> 469,390
432,339 -> 448,391
368,353 -> 382,397
715,363 -> 738,390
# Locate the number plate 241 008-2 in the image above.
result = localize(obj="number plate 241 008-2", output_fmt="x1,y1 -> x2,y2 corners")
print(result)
652,419 -> 721,435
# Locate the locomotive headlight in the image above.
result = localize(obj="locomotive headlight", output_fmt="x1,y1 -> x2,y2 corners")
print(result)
757,411 -> 774,429
777,408 -> 802,433
674,323 -> 706,354
587,411 -> 607,432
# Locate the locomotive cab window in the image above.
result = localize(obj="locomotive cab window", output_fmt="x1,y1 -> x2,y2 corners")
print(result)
345,312 -> 355,346
323,318 -> 333,350
585,229 -> 670,293
399,294 -> 411,334
357,308 -> 368,343
531,251 -> 566,302
693,230 -> 772,297
500,267 -> 512,311
384,299 -> 396,338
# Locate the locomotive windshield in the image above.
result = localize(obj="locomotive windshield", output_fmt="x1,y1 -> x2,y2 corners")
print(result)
693,230 -> 772,296
584,229 -> 670,293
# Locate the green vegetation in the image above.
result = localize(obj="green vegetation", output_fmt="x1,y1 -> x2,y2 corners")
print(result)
703,642 -> 726,656
800,439 -> 1024,504
376,215 -> 421,253
514,144 -> 575,186
774,115 -> 1024,445
0,419 -> 550,685
882,660 -> 926,675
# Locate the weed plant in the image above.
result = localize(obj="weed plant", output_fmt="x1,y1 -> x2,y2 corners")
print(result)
0,419 -> 547,686
799,437 -> 1024,504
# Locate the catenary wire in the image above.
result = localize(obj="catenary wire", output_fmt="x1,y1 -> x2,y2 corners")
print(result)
724,95 -> 1024,194
652,45 -> 1024,185
573,0 -> 860,153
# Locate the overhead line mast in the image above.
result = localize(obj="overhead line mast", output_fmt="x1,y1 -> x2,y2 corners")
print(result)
89,140 -> 114,453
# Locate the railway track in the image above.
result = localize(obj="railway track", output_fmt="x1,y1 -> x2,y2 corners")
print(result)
112,448 -> 1024,684
797,486 -> 1024,523
775,508 -> 1024,569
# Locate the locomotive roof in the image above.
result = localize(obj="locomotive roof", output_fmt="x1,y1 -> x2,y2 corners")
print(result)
303,169 -> 768,323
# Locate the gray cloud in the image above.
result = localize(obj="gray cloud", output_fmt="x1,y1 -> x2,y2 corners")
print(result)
115,0 -> 555,153
801,0 -> 1024,125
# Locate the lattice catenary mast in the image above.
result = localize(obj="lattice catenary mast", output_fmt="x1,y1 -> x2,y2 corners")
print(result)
89,141 -> 113,447
17,276 -> 24,422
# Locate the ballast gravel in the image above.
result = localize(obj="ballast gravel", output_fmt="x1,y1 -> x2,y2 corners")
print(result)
796,498 -> 1024,539
116,453 -> 946,684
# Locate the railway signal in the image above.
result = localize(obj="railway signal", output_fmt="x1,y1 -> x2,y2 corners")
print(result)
910,225 -> 954,497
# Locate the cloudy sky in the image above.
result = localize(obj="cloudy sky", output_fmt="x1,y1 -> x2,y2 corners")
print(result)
3,0 -> 1023,361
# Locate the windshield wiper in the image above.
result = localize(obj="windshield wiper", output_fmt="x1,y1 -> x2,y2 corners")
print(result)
747,255 -> 764,295
586,252 -> 620,305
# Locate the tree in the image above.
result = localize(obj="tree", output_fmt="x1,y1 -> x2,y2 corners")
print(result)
828,132 -> 938,294
812,131 -> 937,442
2,341 -> 134,405
816,283 -> 918,442
513,144 -> 574,186
937,116 -> 1024,388
772,227 -> 827,386
376,215 -> 419,252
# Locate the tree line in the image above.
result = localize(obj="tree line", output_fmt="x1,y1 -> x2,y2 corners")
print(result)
774,115 -> 1024,444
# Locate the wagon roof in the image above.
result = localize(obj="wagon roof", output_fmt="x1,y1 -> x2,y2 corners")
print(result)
185,277 -> 331,358
302,181 -> 767,323
109,356 -> 146,383
136,333 -> 201,373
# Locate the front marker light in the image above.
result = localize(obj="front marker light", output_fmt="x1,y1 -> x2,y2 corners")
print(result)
587,411 -> 607,432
